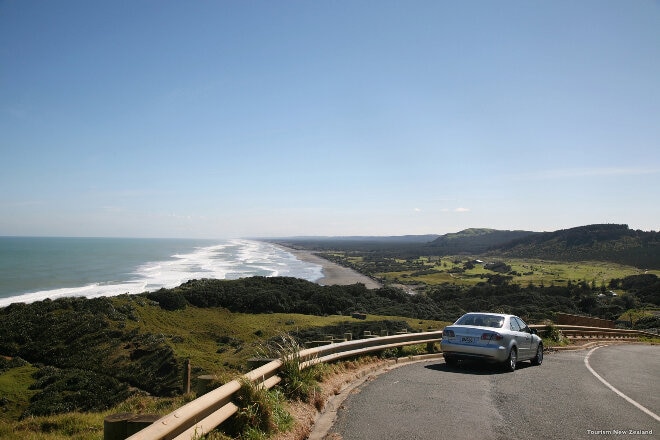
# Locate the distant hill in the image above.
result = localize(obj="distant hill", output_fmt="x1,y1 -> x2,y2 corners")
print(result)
270,224 -> 659,268
489,224 -> 660,268
269,235 -> 440,256
270,235 -> 440,244
426,228 -> 537,255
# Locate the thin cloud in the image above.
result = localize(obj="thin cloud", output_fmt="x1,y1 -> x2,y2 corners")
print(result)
440,207 -> 470,213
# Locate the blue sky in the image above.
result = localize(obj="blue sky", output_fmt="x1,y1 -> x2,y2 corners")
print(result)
1,1 -> 659,238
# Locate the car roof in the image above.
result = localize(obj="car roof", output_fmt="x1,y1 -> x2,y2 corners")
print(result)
462,312 -> 512,318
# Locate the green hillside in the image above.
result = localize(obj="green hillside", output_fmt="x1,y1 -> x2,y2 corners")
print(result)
0,285 -> 443,426
277,224 -> 659,269
427,228 -> 537,254
491,224 -> 660,268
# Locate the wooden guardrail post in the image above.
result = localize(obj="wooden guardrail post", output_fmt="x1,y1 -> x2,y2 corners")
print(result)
184,359 -> 191,394
126,415 -> 160,437
104,413 -> 160,440
196,374 -> 216,395
104,413 -> 133,440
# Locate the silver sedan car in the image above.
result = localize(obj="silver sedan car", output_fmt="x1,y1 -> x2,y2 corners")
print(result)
441,313 -> 543,372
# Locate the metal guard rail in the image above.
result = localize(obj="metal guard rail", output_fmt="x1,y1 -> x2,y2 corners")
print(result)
126,331 -> 443,440
126,325 -> 654,439
529,324 -> 657,339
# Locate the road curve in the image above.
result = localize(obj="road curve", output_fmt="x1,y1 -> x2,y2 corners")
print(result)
322,345 -> 659,440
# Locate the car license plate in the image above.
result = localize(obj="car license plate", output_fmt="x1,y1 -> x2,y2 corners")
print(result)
461,336 -> 475,343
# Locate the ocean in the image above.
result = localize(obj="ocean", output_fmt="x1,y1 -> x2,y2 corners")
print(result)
0,237 -> 323,308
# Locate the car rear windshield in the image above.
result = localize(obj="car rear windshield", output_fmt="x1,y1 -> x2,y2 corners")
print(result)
455,314 -> 504,328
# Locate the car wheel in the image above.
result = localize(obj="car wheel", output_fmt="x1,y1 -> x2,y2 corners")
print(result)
531,343 -> 543,366
445,357 -> 458,367
504,347 -> 517,372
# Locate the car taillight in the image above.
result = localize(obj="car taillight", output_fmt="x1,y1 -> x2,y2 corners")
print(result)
481,332 -> 503,341
444,329 -> 455,338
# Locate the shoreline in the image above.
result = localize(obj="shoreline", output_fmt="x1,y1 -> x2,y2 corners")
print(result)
279,246 -> 382,289
0,241 -> 382,308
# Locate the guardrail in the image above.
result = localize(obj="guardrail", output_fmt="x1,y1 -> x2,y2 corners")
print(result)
123,330 -> 443,440
529,324 -> 657,340
118,325 -> 654,439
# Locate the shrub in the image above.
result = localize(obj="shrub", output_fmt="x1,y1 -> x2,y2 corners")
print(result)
258,334 -> 321,403
634,315 -> 660,330
25,366 -> 131,417
542,324 -> 567,345
0,356 -> 27,373
380,348 -> 398,359
147,289 -> 187,311
225,378 -> 292,439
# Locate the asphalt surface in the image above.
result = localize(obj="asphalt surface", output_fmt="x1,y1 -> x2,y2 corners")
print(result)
326,345 -> 659,440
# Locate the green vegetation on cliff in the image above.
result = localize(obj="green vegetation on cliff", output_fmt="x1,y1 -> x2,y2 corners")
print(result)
0,285 -> 442,427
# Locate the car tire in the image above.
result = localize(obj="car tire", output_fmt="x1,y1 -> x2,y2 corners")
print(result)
531,343 -> 543,366
504,347 -> 517,372
444,357 -> 458,367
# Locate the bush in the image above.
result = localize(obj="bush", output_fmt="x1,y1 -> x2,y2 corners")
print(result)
25,366 -> 131,417
542,324 -> 567,345
0,296 -> 184,404
634,315 -> 660,330
147,289 -> 187,311
258,334 -> 321,403
0,356 -> 27,373
224,378 -> 292,439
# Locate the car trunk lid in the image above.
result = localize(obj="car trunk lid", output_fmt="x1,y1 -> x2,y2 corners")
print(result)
445,325 -> 502,347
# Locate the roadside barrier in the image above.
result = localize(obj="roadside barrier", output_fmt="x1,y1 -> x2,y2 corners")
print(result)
120,330 -> 442,440
529,324 -> 656,340
114,325 -> 653,440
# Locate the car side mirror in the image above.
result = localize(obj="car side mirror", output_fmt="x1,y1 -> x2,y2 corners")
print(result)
530,328 -> 538,335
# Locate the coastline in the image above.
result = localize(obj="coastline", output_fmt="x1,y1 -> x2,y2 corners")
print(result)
279,246 -> 382,289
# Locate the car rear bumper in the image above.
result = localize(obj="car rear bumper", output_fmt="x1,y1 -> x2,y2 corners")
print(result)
440,340 -> 509,363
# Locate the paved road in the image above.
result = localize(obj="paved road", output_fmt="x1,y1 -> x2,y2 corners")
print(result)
326,345 -> 659,440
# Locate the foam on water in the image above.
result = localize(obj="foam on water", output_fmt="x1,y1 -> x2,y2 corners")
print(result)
0,239 -> 323,307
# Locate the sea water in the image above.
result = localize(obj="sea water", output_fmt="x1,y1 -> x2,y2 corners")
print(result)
0,237 -> 323,307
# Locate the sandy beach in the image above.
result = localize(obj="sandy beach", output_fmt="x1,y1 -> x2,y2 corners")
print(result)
279,246 -> 382,289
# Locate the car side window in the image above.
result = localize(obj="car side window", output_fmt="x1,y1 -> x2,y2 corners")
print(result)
509,318 -> 521,332
514,317 -> 529,333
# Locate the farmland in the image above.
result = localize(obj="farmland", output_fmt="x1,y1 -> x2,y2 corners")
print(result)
342,255 -> 660,289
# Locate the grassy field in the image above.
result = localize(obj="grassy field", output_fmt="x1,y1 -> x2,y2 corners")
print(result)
373,256 -> 660,289
113,296 -> 445,374
0,364 -> 39,422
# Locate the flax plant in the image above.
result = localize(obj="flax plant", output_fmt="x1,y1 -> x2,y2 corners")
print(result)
257,334 -> 322,403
